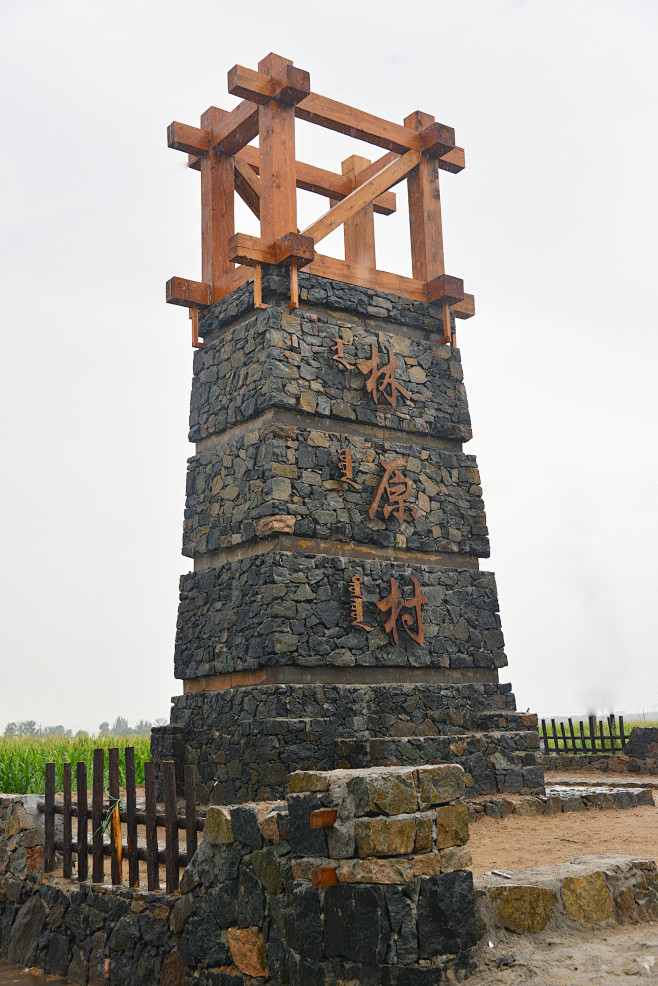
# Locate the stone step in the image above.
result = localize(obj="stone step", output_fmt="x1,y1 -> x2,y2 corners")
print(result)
334,731 -> 544,796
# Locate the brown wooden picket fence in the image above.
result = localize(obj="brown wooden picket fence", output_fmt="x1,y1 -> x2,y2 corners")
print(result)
38,748 -> 201,894
540,714 -> 628,755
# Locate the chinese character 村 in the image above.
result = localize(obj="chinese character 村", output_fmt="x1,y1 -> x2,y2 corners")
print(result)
376,576 -> 427,646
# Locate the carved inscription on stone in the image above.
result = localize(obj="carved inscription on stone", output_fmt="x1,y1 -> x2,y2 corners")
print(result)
338,448 -> 362,490
367,458 -> 419,523
348,576 -> 373,632
357,343 -> 410,409
377,576 -> 427,647
347,575 -> 427,647
330,336 -> 411,410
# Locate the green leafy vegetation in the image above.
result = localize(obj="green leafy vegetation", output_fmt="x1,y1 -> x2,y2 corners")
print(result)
0,733 -> 152,795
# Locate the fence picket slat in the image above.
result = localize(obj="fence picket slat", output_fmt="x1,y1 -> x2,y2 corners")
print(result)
185,764 -> 198,863
108,748 -> 122,886
568,718 -> 577,753
163,761 -> 179,894
579,720 -> 586,754
560,722 -> 568,753
550,719 -> 559,753
620,715 -> 626,751
76,761 -> 88,883
588,715 -> 597,754
62,763 -> 72,879
541,718 -> 549,754
125,747 -> 139,888
599,720 -> 606,753
44,762 -> 55,872
92,749 -> 104,883
144,761 -> 159,891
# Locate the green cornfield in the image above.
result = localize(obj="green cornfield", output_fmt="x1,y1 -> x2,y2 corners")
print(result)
0,734 -> 152,795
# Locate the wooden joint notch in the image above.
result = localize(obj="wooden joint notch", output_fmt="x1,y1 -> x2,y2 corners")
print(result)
189,309 -> 206,348
275,232 -> 314,267
311,866 -> 339,888
229,233 -> 315,269
426,274 -> 465,306
228,64 -> 311,106
419,122 -> 456,159
310,808 -> 337,830
166,276 -> 211,308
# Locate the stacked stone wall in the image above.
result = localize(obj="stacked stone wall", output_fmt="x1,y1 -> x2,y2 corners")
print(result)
0,765 -> 478,985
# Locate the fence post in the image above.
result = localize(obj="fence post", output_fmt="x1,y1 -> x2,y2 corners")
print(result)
163,761 -> 179,894
620,715 -> 626,751
541,719 -> 549,753
568,718 -> 577,753
44,762 -> 55,872
77,761 -> 88,883
144,761 -> 159,891
92,748 -> 104,884
62,762 -> 72,879
185,764 -> 198,863
108,748 -> 122,886
588,715 -> 597,754
125,747 -> 139,888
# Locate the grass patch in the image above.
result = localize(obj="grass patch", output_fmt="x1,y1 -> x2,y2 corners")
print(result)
0,733 -> 151,795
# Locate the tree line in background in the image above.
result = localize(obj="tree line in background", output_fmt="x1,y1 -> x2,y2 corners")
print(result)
3,716 -> 167,738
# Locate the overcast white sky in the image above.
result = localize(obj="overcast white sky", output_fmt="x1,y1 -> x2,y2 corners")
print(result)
1,0 -> 657,733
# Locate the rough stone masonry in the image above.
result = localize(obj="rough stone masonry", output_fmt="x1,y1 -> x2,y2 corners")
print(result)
152,266 -> 544,804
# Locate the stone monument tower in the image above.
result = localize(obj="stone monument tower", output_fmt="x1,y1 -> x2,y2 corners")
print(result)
152,53 -> 543,804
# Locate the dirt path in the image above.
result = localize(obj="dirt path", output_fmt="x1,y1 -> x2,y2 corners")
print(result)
468,924 -> 658,984
469,804 -> 658,874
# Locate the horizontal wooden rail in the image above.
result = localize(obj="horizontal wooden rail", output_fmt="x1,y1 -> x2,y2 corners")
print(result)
53,838 -> 191,869
37,801 -> 204,832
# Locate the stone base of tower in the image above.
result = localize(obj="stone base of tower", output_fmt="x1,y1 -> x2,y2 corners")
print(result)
153,270 -> 544,806
152,680 -> 543,804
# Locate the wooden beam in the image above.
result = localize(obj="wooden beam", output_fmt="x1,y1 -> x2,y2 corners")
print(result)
419,121 -> 455,158
184,134 -> 397,214
229,233 -> 275,266
307,252 -> 428,303
210,265 -> 253,304
228,232 -> 314,268
167,121 -> 210,155
303,150 -> 421,246
166,276 -> 211,308
258,53 -> 297,242
200,107 -> 234,283
426,274 -> 464,305
228,62 -> 311,106
208,100 -> 259,156
437,146 -> 465,174
296,93 -> 423,153
405,111 -> 445,283
341,155 -> 376,267
234,157 -> 261,218
275,232 -> 314,267
453,293 -> 475,319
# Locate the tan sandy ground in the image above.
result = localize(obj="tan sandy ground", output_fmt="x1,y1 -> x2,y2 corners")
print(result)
469,804 -> 658,875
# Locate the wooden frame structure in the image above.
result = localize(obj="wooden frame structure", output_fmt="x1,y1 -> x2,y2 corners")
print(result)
167,53 -> 475,348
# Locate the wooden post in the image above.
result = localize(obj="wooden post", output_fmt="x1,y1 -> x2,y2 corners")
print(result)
619,715 -> 626,751
62,762 -> 72,879
76,761 -> 88,883
200,107 -> 235,287
144,761 -> 159,892
108,748 -> 122,886
588,715 -> 597,754
550,718 -> 558,754
599,720 -> 606,753
541,718 -> 549,754
340,155 -> 376,267
568,718 -> 577,754
258,54 -> 297,244
560,722 -> 568,755
579,720 -> 587,754
163,761 -> 179,894
184,764 -> 198,864
44,762 -> 56,872
92,749 -> 104,883
125,747 -> 139,888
